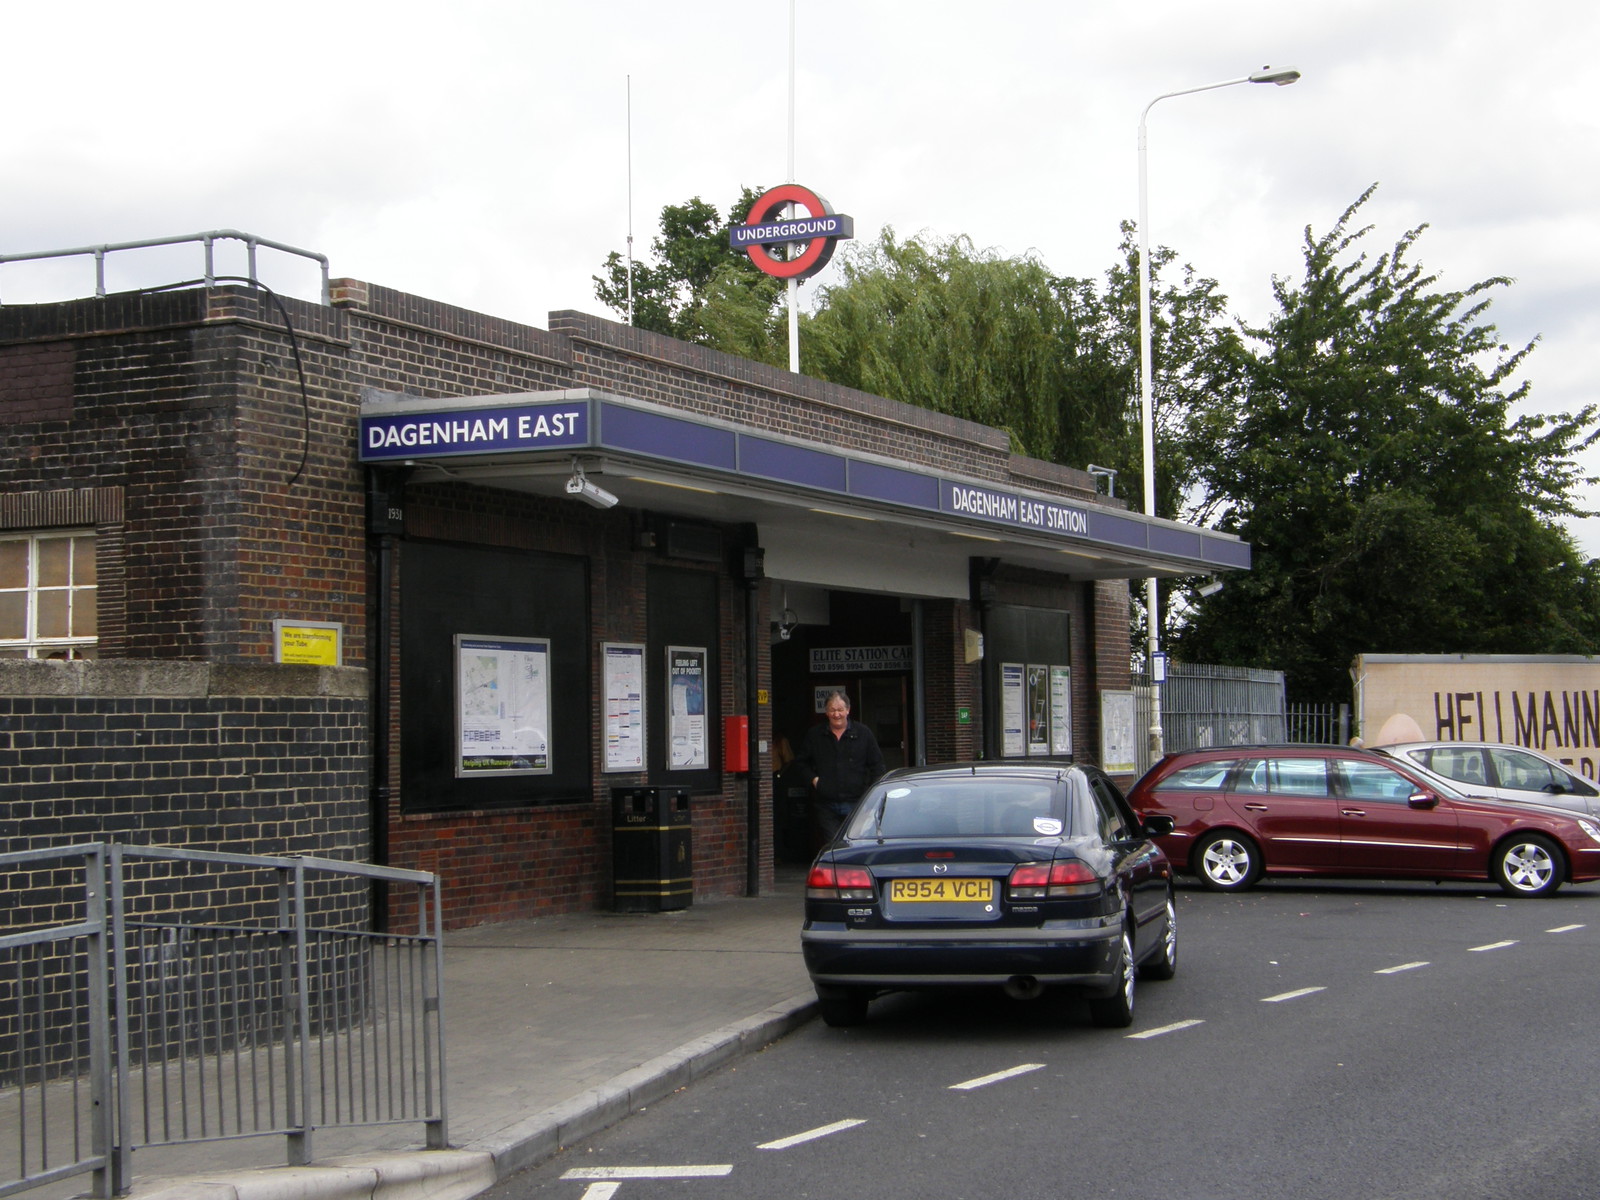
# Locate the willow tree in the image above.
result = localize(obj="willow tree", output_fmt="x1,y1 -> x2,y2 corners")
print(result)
803,230 -> 1073,460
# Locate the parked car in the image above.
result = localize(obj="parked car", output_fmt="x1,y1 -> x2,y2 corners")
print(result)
1127,744 -> 1600,898
1374,741 -> 1600,819
800,762 -> 1178,1028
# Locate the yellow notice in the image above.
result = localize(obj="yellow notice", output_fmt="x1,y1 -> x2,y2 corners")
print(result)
277,623 -> 341,666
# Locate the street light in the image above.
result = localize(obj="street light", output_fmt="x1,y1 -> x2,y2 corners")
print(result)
1137,64 -> 1299,762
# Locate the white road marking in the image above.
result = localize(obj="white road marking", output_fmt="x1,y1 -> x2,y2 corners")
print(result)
1547,924 -> 1585,933
1127,1019 -> 1205,1039
578,1185 -> 620,1200
949,1063 -> 1046,1090
561,1166 -> 734,1180
1261,986 -> 1326,1003
1375,961 -> 1430,974
757,1119 -> 867,1149
1468,940 -> 1518,952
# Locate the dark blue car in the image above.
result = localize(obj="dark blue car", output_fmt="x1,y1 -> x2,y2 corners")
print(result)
801,762 -> 1178,1027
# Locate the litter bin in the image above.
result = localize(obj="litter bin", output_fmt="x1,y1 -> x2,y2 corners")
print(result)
611,787 -> 692,912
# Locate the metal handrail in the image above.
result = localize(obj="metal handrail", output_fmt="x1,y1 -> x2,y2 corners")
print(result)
1,843 -> 444,1197
0,231 -> 330,305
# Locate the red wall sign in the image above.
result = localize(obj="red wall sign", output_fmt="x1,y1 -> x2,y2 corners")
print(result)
728,184 -> 854,280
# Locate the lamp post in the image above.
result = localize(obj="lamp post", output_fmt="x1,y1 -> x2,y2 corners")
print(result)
1137,65 -> 1299,764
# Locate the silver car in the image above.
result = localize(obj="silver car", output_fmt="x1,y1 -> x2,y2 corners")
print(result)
1375,742 -> 1600,819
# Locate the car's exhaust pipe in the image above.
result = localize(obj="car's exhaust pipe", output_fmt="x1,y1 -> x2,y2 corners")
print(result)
1003,974 -> 1045,1001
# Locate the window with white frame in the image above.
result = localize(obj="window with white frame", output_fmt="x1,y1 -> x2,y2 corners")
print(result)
0,532 -> 98,659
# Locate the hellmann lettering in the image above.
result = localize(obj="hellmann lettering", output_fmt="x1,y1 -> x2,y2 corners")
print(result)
1433,688 -> 1600,753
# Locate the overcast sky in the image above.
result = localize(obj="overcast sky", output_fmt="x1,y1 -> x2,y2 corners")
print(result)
7,1 -> 1598,551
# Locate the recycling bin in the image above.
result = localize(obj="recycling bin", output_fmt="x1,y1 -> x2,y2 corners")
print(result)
611,787 -> 693,912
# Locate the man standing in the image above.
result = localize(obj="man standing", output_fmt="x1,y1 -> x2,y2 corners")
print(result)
797,690 -> 886,845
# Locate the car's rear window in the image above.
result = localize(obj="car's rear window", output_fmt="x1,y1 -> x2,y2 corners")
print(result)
845,781 -> 1064,839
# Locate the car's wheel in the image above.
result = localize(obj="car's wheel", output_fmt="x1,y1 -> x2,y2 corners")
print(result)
1139,893 -> 1178,981
1089,931 -> 1136,1028
1194,831 -> 1262,892
816,988 -> 870,1027
1492,833 -> 1565,898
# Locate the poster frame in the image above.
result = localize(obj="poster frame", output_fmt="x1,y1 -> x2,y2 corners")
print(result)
455,633 -> 553,778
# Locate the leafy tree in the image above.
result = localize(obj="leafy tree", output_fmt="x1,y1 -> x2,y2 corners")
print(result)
1171,186 -> 1600,698
1056,222 -> 1246,523
593,188 -> 776,342
803,230 -> 1068,457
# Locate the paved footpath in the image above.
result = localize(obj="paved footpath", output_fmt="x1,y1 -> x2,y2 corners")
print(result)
120,871 -> 815,1200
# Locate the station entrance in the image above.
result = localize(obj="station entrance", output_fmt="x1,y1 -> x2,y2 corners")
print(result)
769,588 -> 916,862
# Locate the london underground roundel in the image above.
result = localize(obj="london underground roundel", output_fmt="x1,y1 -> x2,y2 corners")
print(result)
728,184 -> 855,281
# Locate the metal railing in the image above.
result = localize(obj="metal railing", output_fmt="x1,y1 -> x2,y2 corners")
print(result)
0,231 -> 330,305
1,844 -> 445,1198
1286,702 -> 1350,746
1132,662 -> 1290,777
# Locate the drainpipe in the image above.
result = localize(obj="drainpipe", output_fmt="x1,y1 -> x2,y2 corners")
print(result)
911,599 -> 927,765
742,538 -> 765,895
970,558 -> 999,760
366,468 -> 406,931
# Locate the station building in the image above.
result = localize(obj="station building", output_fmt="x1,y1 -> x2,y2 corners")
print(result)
0,253 -> 1247,928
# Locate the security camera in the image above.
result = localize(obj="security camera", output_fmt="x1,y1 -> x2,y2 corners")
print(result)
1197,578 -> 1223,598
564,463 -> 618,509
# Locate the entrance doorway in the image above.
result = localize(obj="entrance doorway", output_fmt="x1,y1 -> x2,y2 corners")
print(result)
769,588 -> 915,862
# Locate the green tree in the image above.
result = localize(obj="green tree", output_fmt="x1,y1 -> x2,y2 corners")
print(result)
803,230 -> 1070,457
1056,222 -> 1246,523
593,188 -> 777,342
1172,186 -> 1600,698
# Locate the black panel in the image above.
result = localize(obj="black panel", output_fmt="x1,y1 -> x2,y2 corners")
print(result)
400,541 -> 591,811
985,604 -> 1072,757
646,566 -> 721,791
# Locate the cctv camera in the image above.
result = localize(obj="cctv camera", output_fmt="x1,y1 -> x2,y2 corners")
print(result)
1197,578 -> 1223,598
565,475 -> 619,509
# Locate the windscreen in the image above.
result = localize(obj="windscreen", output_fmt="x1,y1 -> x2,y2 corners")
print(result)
844,779 -> 1066,840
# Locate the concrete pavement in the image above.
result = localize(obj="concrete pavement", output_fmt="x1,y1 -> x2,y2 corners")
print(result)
121,869 -> 815,1200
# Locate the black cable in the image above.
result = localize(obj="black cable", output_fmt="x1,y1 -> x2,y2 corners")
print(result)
135,276 -> 312,487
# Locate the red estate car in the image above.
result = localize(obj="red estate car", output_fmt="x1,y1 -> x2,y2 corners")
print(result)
1128,744 -> 1600,898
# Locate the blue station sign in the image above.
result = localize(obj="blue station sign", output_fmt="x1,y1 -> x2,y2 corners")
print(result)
360,401 -> 589,461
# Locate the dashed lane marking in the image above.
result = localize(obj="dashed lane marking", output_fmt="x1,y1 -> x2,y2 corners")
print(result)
1547,924 -> 1585,933
1261,986 -> 1326,1003
949,1063 -> 1046,1090
1468,940 -> 1518,952
1127,1019 -> 1205,1039
758,1119 -> 867,1149
561,1166 -> 734,1180
1375,961 -> 1430,974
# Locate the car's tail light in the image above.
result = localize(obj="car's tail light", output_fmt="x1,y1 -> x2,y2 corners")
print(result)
1007,859 -> 1101,899
806,863 -> 876,901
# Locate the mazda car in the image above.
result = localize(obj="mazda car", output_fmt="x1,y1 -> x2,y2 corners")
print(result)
801,762 -> 1178,1028
1128,744 -> 1600,898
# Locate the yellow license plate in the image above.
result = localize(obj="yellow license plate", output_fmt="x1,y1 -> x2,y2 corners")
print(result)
889,877 -> 994,903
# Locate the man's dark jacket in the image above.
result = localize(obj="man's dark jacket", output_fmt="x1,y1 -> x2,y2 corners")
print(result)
797,719 -> 886,807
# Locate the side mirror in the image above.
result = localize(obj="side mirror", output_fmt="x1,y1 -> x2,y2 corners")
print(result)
1407,790 -> 1440,810
1142,814 -> 1176,837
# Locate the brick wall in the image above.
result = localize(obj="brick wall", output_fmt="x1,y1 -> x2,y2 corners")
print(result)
1,279 -> 1132,928
0,661 -> 370,931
